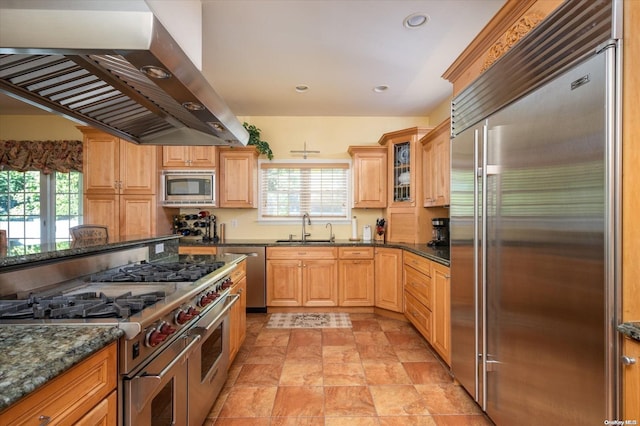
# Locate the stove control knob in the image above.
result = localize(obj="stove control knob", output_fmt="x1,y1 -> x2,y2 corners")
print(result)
187,306 -> 201,316
146,328 -> 168,347
159,322 -> 176,335
175,309 -> 193,325
198,295 -> 211,307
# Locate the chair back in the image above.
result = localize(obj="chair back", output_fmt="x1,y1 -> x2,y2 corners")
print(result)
70,225 -> 109,246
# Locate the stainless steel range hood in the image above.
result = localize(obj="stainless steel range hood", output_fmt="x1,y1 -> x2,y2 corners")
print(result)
0,4 -> 248,146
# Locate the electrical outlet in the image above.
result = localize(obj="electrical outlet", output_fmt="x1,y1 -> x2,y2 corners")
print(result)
155,243 -> 164,254
231,219 -> 238,228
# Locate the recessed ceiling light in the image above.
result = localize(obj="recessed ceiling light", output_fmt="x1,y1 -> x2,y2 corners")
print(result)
373,85 -> 389,93
295,85 -> 309,93
140,65 -> 172,79
182,101 -> 204,111
403,12 -> 429,29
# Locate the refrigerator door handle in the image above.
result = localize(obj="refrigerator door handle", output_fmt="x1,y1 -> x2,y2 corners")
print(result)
480,121 -> 489,411
473,127 -> 480,402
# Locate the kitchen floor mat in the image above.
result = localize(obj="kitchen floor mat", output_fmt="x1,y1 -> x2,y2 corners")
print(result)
266,313 -> 352,328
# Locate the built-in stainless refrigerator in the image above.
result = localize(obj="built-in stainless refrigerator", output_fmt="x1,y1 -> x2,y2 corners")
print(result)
450,1 -> 620,424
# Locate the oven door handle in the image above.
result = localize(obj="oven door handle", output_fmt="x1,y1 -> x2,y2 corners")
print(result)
131,333 -> 202,412
190,294 -> 239,336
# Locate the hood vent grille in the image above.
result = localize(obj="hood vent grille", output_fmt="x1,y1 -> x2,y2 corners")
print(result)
0,11 -> 248,146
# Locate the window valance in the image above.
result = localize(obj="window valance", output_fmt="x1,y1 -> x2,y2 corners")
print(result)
0,140 -> 83,174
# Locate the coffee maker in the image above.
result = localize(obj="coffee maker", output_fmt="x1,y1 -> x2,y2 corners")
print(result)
428,217 -> 449,247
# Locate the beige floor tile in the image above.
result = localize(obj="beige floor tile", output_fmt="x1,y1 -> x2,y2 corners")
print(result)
376,318 -> 416,332
289,328 -> 323,346
279,362 -> 323,385
270,417 -> 325,426
244,345 -> 288,364
325,417 -> 380,426
363,362 -> 412,385
234,363 -> 282,386
253,329 -> 291,346
432,414 -> 495,425
394,346 -> 438,362
286,344 -> 323,363
368,385 -> 431,416
403,362 -> 454,385
217,386 -> 278,418
385,330 -> 428,347
324,386 -> 377,417
322,329 -> 356,346
414,384 -> 483,415
271,386 -> 325,417
354,331 -> 391,346
323,345 -> 361,364
213,418 -> 271,426
323,363 -> 367,386
358,345 -> 399,363
378,416 -> 438,425
351,319 -> 384,331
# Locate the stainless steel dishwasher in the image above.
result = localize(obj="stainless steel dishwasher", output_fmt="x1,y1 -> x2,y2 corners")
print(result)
217,246 -> 266,312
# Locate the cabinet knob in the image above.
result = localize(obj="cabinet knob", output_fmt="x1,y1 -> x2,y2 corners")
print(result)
621,356 -> 637,365
38,415 -> 51,425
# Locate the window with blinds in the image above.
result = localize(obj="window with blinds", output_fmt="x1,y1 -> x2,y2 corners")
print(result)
259,161 -> 350,221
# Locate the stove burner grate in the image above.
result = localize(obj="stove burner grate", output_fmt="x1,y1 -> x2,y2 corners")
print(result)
0,290 -> 167,320
90,261 -> 225,283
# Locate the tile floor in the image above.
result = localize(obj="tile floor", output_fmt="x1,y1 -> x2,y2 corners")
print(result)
204,312 -> 494,425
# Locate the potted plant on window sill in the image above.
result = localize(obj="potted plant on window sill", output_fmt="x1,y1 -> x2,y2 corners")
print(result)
243,122 -> 274,160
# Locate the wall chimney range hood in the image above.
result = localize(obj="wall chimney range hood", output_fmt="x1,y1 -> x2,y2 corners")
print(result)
0,4 -> 249,146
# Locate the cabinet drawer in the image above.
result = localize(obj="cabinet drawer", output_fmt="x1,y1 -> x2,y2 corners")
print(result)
230,260 -> 247,282
267,246 -> 337,259
404,265 -> 432,309
179,246 -> 217,255
1,343 -> 117,426
405,291 -> 431,341
338,247 -> 374,259
404,251 -> 431,276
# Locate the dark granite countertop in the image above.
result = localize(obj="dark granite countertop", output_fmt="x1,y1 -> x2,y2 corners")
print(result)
0,325 -> 124,411
0,234 -> 180,269
618,322 -> 640,342
180,238 -> 450,266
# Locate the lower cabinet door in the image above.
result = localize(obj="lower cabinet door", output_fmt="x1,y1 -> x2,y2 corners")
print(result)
338,259 -> 374,306
267,259 -> 302,306
302,260 -> 338,307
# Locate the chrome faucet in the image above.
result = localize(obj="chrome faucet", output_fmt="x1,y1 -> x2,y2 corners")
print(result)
325,222 -> 335,242
302,212 -> 311,242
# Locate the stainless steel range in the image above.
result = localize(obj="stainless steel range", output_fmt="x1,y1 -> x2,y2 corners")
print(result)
0,247 -> 242,426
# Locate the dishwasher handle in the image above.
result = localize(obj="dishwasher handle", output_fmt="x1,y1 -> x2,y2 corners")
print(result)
225,252 -> 258,257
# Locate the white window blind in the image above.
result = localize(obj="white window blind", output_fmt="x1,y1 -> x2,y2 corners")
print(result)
259,161 -> 350,220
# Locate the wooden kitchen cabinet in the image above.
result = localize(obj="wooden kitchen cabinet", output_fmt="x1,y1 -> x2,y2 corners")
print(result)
80,127 -> 159,238
162,146 -> 217,169
338,247 -> 375,306
421,118 -> 450,207
82,127 -> 157,195
0,343 -> 117,426
622,336 -> 640,422
179,246 -> 218,255
431,261 -> 451,365
378,127 -> 433,243
348,146 -> 387,208
229,260 -> 247,364
374,247 -> 403,312
266,247 -> 338,307
218,146 -> 258,208
403,252 -> 433,341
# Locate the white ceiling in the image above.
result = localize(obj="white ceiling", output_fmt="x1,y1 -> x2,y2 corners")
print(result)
0,0 -> 506,117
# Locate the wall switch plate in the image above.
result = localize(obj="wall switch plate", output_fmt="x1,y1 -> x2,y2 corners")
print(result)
231,220 -> 238,228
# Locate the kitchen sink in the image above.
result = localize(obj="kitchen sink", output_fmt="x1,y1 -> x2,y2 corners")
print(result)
274,239 -> 333,244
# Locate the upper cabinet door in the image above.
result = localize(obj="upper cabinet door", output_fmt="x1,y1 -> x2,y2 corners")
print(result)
119,142 -> 157,195
82,130 -> 120,195
421,118 -> 450,207
378,127 -> 429,208
162,146 -> 216,168
348,146 -> 387,208
218,147 -> 258,208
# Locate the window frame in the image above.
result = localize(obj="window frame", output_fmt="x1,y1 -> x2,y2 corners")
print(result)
257,159 -> 352,224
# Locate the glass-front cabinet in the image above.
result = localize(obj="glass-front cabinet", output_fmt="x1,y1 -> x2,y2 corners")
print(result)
392,141 -> 411,203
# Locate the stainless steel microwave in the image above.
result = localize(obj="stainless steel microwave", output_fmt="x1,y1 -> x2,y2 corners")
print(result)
162,170 -> 216,207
